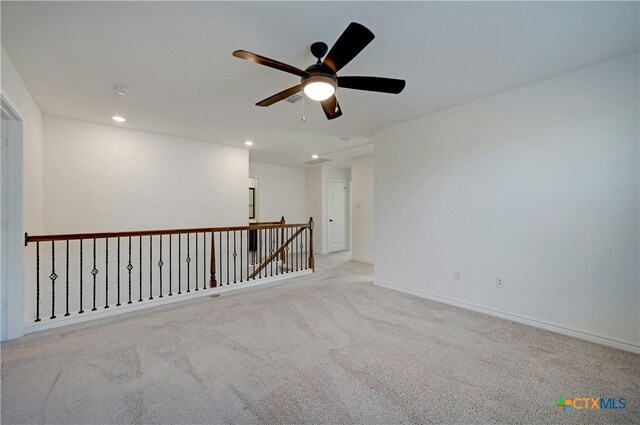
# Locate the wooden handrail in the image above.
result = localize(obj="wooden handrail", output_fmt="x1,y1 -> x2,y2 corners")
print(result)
249,216 -> 285,227
24,222 -> 310,245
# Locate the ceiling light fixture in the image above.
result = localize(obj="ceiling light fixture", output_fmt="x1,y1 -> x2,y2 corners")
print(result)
312,154 -> 319,159
303,75 -> 336,102
112,116 -> 126,122
244,141 -> 254,146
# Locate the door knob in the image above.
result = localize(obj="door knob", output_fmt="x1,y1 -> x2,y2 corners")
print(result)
329,219 -> 333,222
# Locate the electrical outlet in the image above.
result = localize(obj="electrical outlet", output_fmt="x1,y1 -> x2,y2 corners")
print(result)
454,270 -> 462,281
496,277 -> 504,288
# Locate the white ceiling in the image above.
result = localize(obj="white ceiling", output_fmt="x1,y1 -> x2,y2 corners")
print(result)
2,1 -> 638,167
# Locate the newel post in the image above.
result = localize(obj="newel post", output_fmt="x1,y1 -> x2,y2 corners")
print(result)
209,231 -> 217,288
308,217 -> 314,271
279,216 -> 286,263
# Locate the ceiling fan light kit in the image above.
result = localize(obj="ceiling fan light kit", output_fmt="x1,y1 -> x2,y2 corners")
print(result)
233,22 -> 405,120
303,75 -> 336,101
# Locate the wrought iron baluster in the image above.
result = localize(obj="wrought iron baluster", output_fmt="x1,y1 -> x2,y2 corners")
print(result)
240,230 -> 243,282
289,227 -> 298,272
158,235 -> 164,298
210,231 -> 217,288
139,235 -> 143,302
49,241 -> 57,319
178,234 -> 182,294
305,229 -> 308,269
203,232 -> 206,289
298,227 -> 302,271
116,238 -> 121,306
299,230 -> 307,270
257,229 -> 261,279
294,228 -> 298,272
91,238 -> 97,311
104,238 -> 109,308
219,232 -> 222,285
246,230 -> 250,280
127,237 -> 133,304
275,228 -> 279,276
186,233 -> 191,292
79,240 -> 84,313
35,242 -> 40,322
65,240 -> 70,316
269,229 -> 273,277
226,231 -> 230,285
263,228 -> 267,278
233,231 -> 237,283
294,228 -> 298,271
286,227 -> 291,273
169,235 -> 173,296
149,235 -> 153,300
195,233 -> 199,291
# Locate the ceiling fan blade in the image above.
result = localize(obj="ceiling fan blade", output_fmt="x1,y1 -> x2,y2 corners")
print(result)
233,50 -> 307,77
256,84 -> 303,107
338,76 -> 406,94
320,95 -> 343,120
322,22 -> 374,74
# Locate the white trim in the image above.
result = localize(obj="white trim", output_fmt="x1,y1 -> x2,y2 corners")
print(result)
374,280 -> 640,354
25,269 -> 312,334
1,96 -> 25,341
351,256 -> 373,264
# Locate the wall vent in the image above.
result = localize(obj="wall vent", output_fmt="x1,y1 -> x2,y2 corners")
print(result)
304,158 -> 332,165
286,94 -> 303,103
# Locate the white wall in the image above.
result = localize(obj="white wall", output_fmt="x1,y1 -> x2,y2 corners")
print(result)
1,48 -> 43,234
351,155 -> 374,263
1,48 -> 43,339
249,161 -> 306,224
374,53 -> 640,351
43,115 -> 248,232
305,165 -> 324,255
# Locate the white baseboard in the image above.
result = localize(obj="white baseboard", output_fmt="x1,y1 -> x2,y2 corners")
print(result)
351,256 -> 373,264
24,270 -> 312,335
374,280 -> 640,354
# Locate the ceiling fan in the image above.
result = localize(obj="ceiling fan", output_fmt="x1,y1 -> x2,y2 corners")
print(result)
232,22 -> 406,120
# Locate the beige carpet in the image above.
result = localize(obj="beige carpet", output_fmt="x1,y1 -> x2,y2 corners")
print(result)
2,252 -> 638,424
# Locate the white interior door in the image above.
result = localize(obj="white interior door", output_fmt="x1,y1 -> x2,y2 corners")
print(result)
328,179 -> 346,252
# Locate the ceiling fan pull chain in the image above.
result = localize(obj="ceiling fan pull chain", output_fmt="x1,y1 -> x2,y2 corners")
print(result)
301,96 -> 306,122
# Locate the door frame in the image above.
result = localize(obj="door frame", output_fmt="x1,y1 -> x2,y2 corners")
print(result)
327,178 -> 347,252
1,96 -> 25,341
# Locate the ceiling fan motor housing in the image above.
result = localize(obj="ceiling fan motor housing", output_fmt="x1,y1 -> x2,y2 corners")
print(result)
310,42 -> 329,61
302,63 -> 337,90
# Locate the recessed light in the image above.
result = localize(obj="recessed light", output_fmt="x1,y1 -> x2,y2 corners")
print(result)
244,141 -> 254,146
112,116 -> 126,122
311,154 -> 319,159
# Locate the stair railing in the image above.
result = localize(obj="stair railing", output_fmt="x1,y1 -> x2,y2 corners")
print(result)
23,217 -> 314,325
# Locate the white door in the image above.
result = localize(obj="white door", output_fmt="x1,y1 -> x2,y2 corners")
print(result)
327,179 -> 346,252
